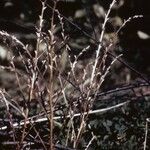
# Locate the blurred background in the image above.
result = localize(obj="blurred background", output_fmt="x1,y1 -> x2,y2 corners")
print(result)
0,0 -> 150,81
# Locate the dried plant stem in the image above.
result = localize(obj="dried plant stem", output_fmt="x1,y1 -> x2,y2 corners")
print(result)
20,117 -> 28,148
85,127 -> 96,150
0,101 -> 128,131
144,118 -> 149,150
85,135 -> 96,150
33,127 -> 47,150
116,15 -> 143,34
90,0 -> 116,85
0,91 -> 20,149
66,115 -> 76,146
11,59 -> 26,101
47,72 -> 54,150
47,1 -> 57,149
59,75 -> 78,145
73,114 -> 86,148
98,54 -> 123,90
46,32 -> 55,148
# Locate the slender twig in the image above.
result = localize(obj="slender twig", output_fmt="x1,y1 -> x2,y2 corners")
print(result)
144,118 -> 150,150
90,0 -> 116,84
45,2 -> 150,84
47,0 -> 58,149
0,101 -> 128,130
85,125 -> 96,150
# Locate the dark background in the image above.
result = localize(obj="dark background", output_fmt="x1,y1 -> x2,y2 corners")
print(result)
0,0 -> 150,75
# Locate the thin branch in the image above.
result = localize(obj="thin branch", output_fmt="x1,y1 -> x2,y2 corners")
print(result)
90,0 -> 116,84
144,119 -> 149,150
0,101 -> 128,130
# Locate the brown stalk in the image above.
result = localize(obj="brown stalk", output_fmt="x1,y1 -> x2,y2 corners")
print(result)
47,1 -> 58,149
